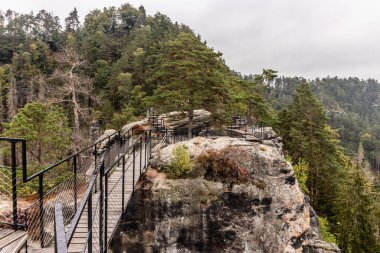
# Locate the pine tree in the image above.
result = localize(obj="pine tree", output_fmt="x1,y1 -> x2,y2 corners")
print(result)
334,164 -> 379,253
277,82 -> 342,216
65,7 -> 80,33
3,102 -> 71,164
148,32 -> 229,137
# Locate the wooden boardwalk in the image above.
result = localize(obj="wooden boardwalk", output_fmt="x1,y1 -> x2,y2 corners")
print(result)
29,148 -> 146,253
0,228 -> 27,253
69,159 -> 143,253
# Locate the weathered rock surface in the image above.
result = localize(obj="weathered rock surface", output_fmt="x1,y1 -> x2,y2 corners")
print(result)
159,109 -> 211,130
112,132 -> 340,253
122,119 -> 148,134
229,126 -> 280,143
95,129 -> 118,154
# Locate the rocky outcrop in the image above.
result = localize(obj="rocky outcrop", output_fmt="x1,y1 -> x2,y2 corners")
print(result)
122,119 -> 148,134
95,129 -> 118,154
159,109 -> 211,130
112,131 -> 340,253
228,126 -> 281,143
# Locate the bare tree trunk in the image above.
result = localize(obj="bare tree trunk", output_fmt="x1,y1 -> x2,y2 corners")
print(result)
49,47 -> 97,151
72,89 -> 81,148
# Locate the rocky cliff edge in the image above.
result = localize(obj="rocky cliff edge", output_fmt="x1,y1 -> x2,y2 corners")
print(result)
113,128 -> 340,253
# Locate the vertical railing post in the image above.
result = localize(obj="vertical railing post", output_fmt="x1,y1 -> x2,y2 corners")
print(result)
94,146 -> 98,194
121,155 -> 125,213
149,131 -> 152,159
39,174 -> 44,248
87,190 -> 93,253
104,173 -> 108,250
99,162 -> 104,253
126,131 -> 130,155
117,131 -> 121,166
144,132 -> 147,169
132,144 -> 135,194
107,136 -> 111,167
11,142 -> 17,230
139,137 -> 142,174
73,155 -> 78,212
22,140 -> 27,182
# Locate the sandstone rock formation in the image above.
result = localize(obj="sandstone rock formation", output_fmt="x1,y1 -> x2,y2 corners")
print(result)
158,109 -> 211,130
122,119 -> 148,134
112,130 -> 340,253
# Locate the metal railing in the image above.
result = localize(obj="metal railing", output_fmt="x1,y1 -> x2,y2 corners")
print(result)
54,131 -> 151,253
1,112 -> 270,252
53,123 -> 269,253
0,137 -> 27,230
23,129 -> 138,248
150,128 -> 208,156
229,115 -> 248,130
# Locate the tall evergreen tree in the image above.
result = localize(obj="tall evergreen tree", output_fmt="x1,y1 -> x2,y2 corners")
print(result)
65,7 -> 80,33
148,32 -> 229,137
277,82 -> 342,216
334,164 -> 379,253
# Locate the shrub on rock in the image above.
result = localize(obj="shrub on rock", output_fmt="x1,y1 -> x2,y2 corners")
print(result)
165,145 -> 192,177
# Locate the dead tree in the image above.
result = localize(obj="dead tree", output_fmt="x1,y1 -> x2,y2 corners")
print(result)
49,47 -> 97,151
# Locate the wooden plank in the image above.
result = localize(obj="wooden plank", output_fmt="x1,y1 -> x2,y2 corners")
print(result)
67,244 -> 86,253
1,234 -> 27,253
0,230 -> 27,250
0,229 -> 14,240
71,232 -> 88,238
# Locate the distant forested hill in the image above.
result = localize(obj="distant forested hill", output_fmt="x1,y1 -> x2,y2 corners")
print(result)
266,76 -> 380,172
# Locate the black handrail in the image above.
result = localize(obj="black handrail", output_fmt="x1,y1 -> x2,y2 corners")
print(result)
65,170 -> 98,244
22,129 -> 134,247
22,131 -> 119,182
54,130 -> 151,253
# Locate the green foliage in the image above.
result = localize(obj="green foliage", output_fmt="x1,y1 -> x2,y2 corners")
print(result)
2,102 -> 72,196
147,32 -> 230,133
287,155 -> 309,194
92,59 -> 111,90
165,145 -> 192,177
277,82 -> 342,215
318,216 -> 337,244
3,102 -> 71,163
334,164 -> 380,253
0,4 -> 271,136
277,82 -> 380,250
1,6 -> 379,250
0,66 -> 10,123
227,76 -> 275,127
267,76 -> 380,174
109,105 -> 137,130
374,174 -> 380,192
65,7 -> 80,33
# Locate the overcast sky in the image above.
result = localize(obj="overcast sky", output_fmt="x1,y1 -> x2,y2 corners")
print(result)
1,0 -> 380,80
